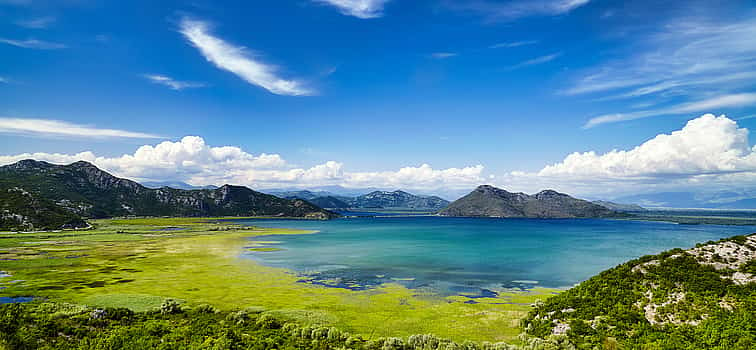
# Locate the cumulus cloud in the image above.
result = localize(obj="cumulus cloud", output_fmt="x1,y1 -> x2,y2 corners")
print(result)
143,74 -> 205,90
315,0 -> 390,19
468,115 -> 756,199
179,18 -> 312,96
542,114 -> 756,178
0,38 -> 66,49
0,118 -> 161,139
0,136 -> 485,191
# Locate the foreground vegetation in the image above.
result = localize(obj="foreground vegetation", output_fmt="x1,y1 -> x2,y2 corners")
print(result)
0,217 -> 551,343
523,234 -> 756,349
0,300 -> 586,350
3,218 -> 754,348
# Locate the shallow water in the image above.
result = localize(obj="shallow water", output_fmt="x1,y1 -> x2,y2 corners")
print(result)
234,217 -> 755,294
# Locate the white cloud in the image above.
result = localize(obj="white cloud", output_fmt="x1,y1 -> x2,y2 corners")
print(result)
0,118 -> 161,139
489,40 -> 538,49
445,0 -> 590,21
143,74 -> 205,90
565,16 -> 756,104
315,0 -> 390,19
490,114 -> 756,198
584,92 -> 756,128
430,52 -> 457,59
0,38 -> 66,49
506,52 -> 561,70
543,114 -> 756,178
16,16 -> 56,29
0,136 -> 485,191
179,18 -> 312,96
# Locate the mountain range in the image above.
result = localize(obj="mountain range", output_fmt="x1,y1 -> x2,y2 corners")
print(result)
614,191 -> 756,209
0,160 -> 335,231
439,185 -> 619,218
273,190 -> 450,211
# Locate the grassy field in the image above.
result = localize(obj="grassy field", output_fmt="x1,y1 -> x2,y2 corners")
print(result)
0,217 -> 557,343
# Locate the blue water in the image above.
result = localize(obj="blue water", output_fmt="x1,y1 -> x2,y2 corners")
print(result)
233,217 -> 756,294
0,296 -> 34,304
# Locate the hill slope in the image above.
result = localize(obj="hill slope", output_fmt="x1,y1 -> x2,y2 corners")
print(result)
523,234 -> 756,349
0,160 -> 335,231
350,190 -> 450,210
438,185 -> 617,218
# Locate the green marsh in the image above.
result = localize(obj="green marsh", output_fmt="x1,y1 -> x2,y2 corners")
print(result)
0,218 -> 553,343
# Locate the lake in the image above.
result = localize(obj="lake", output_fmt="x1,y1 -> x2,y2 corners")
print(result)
234,216 -> 756,296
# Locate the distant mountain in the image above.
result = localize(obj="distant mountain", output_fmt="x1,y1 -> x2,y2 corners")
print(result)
270,189 -> 450,211
592,200 -> 646,212
141,181 -> 217,190
306,196 -> 351,210
0,160 -> 335,231
439,185 -> 618,218
615,191 -> 756,209
264,186 -> 381,198
270,190 -> 346,201
350,190 -> 450,210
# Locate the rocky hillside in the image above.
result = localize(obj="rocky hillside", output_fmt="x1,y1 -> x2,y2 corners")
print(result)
0,186 -> 87,231
438,185 -> 617,218
523,234 -> 756,349
350,190 -> 450,210
0,160 -> 336,231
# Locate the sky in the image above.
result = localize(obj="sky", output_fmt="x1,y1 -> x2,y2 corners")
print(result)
2,0 -> 756,200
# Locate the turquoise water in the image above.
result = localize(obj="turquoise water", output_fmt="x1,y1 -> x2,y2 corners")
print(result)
235,217 -> 755,295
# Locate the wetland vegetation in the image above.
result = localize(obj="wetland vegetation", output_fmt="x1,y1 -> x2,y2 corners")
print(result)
0,217 -> 552,346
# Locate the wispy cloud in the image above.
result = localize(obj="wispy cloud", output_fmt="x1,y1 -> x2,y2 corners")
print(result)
0,77 -> 7,83
0,38 -> 66,49
15,16 -> 56,29
489,40 -> 538,49
179,18 -> 312,96
430,52 -> 457,59
444,0 -> 590,21
314,0 -> 390,19
0,118 -> 161,139
143,74 -> 206,90
506,52 -> 561,70
565,16 -> 756,100
584,92 -> 756,128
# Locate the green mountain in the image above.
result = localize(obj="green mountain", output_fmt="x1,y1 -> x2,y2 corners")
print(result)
0,160 -> 336,231
523,233 -> 756,349
350,190 -> 450,210
438,185 -> 617,218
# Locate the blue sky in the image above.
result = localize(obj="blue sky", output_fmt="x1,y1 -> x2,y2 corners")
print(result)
2,0 -> 756,199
